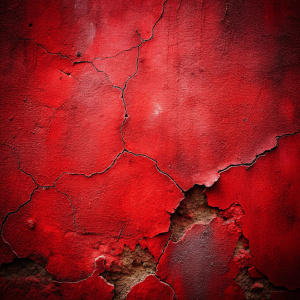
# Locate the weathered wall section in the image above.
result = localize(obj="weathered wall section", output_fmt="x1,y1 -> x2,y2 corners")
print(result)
0,0 -> 299,299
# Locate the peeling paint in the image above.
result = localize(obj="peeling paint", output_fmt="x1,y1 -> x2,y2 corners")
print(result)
0,0 -> 299,299
206,133 -> 300,290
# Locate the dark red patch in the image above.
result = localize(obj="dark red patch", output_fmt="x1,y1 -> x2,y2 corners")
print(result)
157,217 -> 240,299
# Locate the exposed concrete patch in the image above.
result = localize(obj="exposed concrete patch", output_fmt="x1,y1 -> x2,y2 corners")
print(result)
0,258 -> 52,282
100,245 -> 156,300
170,185 -> 218,242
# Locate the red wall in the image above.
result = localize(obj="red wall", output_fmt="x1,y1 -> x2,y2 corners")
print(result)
0,0 -> 299,299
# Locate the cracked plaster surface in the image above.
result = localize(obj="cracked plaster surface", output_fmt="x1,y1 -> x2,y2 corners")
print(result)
0,0 -> 299,299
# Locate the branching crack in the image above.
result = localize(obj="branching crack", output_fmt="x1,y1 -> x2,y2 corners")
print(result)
117,0 -> 168,151
17,0 -> 169,186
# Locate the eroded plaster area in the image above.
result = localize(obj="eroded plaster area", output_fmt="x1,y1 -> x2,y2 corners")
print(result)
0,0 -> 299,299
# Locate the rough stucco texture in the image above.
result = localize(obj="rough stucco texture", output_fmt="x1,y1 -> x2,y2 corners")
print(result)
0,0 -> 299,299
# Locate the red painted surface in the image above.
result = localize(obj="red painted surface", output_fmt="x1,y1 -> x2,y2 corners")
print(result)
55,152 -> 183,250
123,0 -> 300,189
2,188 -> 96,280
139,231 -> 171,262
22,0 -> 165,61
0,40 -> 124,187
126,275 -> 174,300
0,145 -> 36,226
2,154 -> 182,280
0,0 -> 299,298
206,134 -> 300,289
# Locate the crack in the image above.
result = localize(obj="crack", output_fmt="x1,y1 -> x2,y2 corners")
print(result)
20,0 -> 169,159
89,43 -> 140,149
144,0 -> 168,43
52,150 -> 126,229
118,0 -> 168,150
120,116 -> 128,149
123,45 -> 140,93
21,38 -> 124,91
21,38 -> 75,63
92,45 -> 140,63
53,149 -> 125,186
154,274 -> 178,298
118,45 -> 140,147
0,143 -> 39,187
53,149 -> 184,197
90,61 -> 122,89
0,238 -> 19,260
0,146 -> 78,241
43,108 -> 56,142
136,30 -> 145,42
171,274 -> 176,287
156,234 -> 172,267
0,186 -> 38,236
117,226 -> 126,243
124,149 -> 184,193
218,130 -> 300,174
60,70 -> 71,76
54,188 -> 79,231
245,82 -> 266,122
0,144 -> 39,240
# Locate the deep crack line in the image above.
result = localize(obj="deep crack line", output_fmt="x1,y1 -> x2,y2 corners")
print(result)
218,130 -> 300,174
156,234 -> 172,268
124,149 -> 184,193
144,0 -> 169,43
155,274 -> 178,298
0,186 -> 38,235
